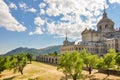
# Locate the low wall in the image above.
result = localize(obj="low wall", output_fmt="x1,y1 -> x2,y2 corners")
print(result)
83,67 -> 120,76
98,69 -> 120,76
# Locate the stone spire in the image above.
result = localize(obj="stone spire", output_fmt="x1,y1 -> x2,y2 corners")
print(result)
103,5 -> 107,18
65,32 -> 68,40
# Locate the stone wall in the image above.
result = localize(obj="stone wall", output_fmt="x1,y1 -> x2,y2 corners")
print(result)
98,69 -> 120,76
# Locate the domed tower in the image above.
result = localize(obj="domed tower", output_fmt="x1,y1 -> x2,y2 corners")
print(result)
97,7 -> 114,33
63,33 -> 69,46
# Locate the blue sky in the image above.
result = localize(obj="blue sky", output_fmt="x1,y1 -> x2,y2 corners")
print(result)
0,0 -> 120,54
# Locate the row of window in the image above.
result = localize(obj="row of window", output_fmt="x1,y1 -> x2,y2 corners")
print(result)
106,43 -> 119,48
62,47 -> 105,53
99,24 -> 113,30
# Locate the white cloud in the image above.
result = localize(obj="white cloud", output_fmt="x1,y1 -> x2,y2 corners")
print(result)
109,0 -> 120,3
32,0 -> 120,40
29,27 -> 43,35
19,2 -> 37,13
26,8 -> 36,13
0,0 -> 26,32
39,3 -> 46,8
46,7 -> 60,16
19,2 -> 27,9
29,17 -> 45,35
34,17 -> 45,26
35,0 -> 107,39
40,9 -> 45,15
9,2 -> 17,10
47,22 -> 57,35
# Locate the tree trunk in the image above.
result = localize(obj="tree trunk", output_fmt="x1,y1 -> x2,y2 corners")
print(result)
20,70 -> 23,75
107,69 -> 110,76
30,59 -> 32,64
72,74 -> 77,80
88,68 -> 92,74
65,74 -> 68,80
73,77 -> 77,80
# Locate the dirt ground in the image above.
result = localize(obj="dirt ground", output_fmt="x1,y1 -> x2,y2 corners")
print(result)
0,61 -> 120,80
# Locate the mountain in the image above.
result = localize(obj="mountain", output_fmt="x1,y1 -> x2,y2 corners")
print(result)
5,45 -> 62,56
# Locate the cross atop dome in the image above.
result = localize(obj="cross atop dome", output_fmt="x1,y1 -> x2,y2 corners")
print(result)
103,4 -> 107,18
65,32 -> 68,40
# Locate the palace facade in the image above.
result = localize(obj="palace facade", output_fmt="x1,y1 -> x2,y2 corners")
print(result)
61,9 -> 120,55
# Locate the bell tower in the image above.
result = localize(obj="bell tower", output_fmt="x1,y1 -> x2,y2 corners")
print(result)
63,32 -> 69,46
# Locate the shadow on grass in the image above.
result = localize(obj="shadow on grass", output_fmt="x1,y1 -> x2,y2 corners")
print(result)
0,74 -> 2,78
3,76 -> 16,80
60,76 -> 66,80
103,76 -> 108,80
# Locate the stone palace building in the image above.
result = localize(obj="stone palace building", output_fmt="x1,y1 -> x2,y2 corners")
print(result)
36,8 -> 120,64
61,9 -> 120,56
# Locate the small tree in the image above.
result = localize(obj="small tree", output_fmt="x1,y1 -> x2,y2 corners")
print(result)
96,57 -> 104,69
48,51 -> 58,56
80,49 -> 98,74
14,53 -> 28,75
103,49 -> 116,76
58,51 -> 83,80
0,57 -> 6,73
0,56 -> 13,74
57,52 -> 69,80
52,51 -> 58,56
4,56 -> 12,70
0,53 -> 28,75
26,53 -> 33,64
115,53 -> 120,69
10,55 -> 18,69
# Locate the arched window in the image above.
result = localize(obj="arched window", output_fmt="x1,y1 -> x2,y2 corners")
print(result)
105,24 -> 108,29
111,25 -> 113,28
76,47 -> 78,50
88,48 -> 89,51
99,26 -> 101,30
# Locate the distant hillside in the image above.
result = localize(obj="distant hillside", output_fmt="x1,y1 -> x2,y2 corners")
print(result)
5,45 -> 61,56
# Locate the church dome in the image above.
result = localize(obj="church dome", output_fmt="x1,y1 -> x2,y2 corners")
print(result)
98,17 -> 114,25
97,10 -> 114,25
97,8 -> 115,33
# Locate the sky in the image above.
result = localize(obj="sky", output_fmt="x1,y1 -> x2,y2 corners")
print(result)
0,0 -> 120,54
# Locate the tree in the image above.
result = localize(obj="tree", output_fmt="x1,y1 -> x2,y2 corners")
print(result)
96,57 -> 104,69
48,51 -> 58,56
0,56 -> 13,74
80,49 -> 98,74
13,53 -> 28,75
3,56 -> 12,70
10,55 -> 18,69
58,51 -> 83,80
115,53 -> 120,69
0,53 -> 28,75
53,51 -> 58,56
57,52 -> 69,80
0,57 -> 6,73
103,49 -> 116,76
26,53 -> 33,64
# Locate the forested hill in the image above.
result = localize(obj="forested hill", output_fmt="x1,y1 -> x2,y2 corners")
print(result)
5,45 -> 61,56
